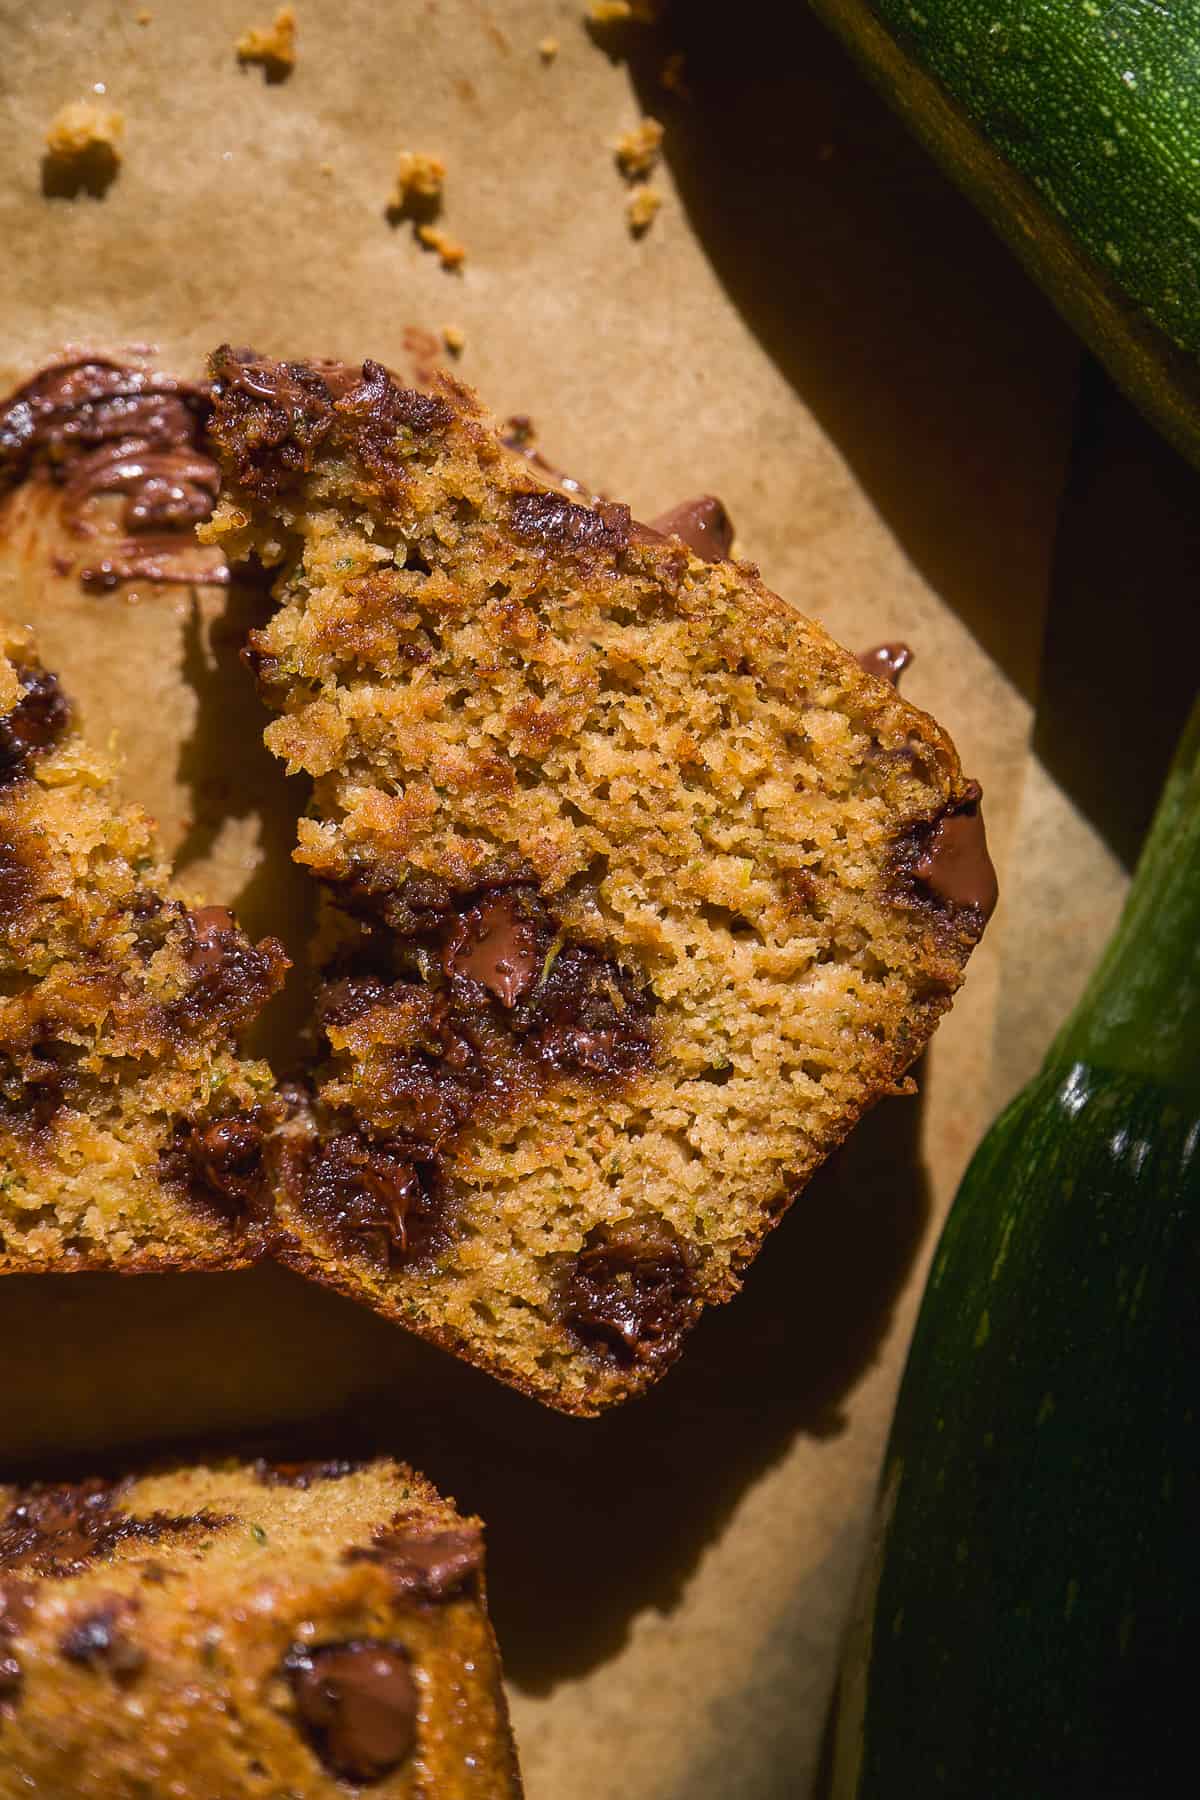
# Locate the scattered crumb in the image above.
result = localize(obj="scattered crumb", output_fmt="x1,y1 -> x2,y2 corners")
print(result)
392,150 -> 445,209
626,184 -> 661,235
318,159 -> 334,176
660,51 -> 689,97
539,36 -> 560,61
615,116 -> 663,180
236,6 -> 297,81
442,324 -> 466,355
417,224 -> 466,271
136,7 -> 153,22
43,101 -> 125,198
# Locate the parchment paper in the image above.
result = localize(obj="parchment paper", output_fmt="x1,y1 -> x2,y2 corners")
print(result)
4,4 -> 1194,1796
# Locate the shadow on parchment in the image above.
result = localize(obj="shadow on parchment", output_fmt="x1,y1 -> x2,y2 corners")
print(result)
1034,359 -> 1200,870
0,1070 -> 930,1693
620,1 -> 1076,702
170,582 -> 318,1070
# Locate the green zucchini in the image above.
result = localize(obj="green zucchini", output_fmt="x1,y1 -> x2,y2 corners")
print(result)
833,692 -> 1200,1796
807,0 -> 1200,469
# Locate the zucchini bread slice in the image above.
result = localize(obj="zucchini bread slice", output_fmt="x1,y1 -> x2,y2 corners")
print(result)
204,347 -> 997,1415
0,1454 -> 521,1797
0,614 -> 287,1273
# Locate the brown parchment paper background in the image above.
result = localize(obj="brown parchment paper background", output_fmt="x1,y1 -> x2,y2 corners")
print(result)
3,4 -> 1199,1795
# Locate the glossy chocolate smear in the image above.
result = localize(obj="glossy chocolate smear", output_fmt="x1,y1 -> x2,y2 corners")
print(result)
0,667 -> 70,786
646,494 -> 735,562
0,357 -> 226,589
562,1222 -> 697,1365
856,642 -> 913,688
286,1640 -> 418,1784
345,1524 -> 483,1601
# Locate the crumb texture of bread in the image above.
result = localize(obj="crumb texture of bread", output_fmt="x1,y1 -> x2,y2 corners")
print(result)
0,1455 -> 521,1798
0,616 -> 287,1274
204,348 -> 995,1414
392,151 -> 446,209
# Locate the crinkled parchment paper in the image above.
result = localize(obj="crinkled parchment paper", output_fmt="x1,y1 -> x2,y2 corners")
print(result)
5,3 -> 1195,1795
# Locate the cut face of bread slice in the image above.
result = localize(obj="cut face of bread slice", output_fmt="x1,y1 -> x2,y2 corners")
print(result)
0,616 -> 287,1272
204,348 -> 997,1415
0,1454 -> 521,1797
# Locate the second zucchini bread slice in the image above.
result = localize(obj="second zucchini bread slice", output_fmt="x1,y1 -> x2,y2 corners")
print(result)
204,347 -> 997,1414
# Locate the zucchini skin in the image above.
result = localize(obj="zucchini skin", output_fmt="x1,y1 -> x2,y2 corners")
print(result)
836,1059 -> 1200,1795
808,0 -> 1200,469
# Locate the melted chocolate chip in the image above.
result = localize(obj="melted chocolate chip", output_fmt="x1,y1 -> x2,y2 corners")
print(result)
176,905 -> 288,1030
894,780 -> 998,923
856,642 -> 913,688
167,1112 -> 269,1224
207,346 -> 336,496
0,668 -> 70,785
335,359 -> 453,480
253,1458 -> 364,1490
285,1640 -> 418,1784
0,1481 -> 233,1578
443,889 -> 540,1007
0,358 -> 226,589
59,1597 -> 146,1677
646,494 -> 735,562
0,832 -> 34,920
562,1223 -> 697,1366
509,490 -> 631,557
0,1649 -> 20,1707
300,1132 -> 447,1268
344,1524 -> 483,1602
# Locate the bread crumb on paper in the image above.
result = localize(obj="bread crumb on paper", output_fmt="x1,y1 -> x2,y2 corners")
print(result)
135,7 -> 153,22
626,184 -> 661,235
236,6 -> 297,81
392,150 -> 446,209
43,100 -> 124,199
442,324 -> 466,355
538,36 -> 560,61
615,116 -> 663,180
418,224 -> 466,271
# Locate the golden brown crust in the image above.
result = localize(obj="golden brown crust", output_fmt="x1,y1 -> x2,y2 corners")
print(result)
204,348 -> 992,1414
0,1456 -> 521,1798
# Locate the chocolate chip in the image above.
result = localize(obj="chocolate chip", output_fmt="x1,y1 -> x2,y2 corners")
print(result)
344,1524 -> 482,1601
518,939 -> 654,1080
335,360 -> 453,480
0,668 -> 70,785
285,1640 -> 418,1784
645,494 -> 734,562
176,906 -> 288,1030
253,1458 -> 364,1490
0,1481 -> 234,1578
893,780 -> 998,923
301,1132 -> 447,1267
207,347 -> 337,497
562,1223 -> 697,1366
443,889 -> 540,1007
174,1113 -> 268,1222
0,1649 -> 21,1707
509,490 -> 630,557
856,642 -> 913,688
59,1598 -> 146,1677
